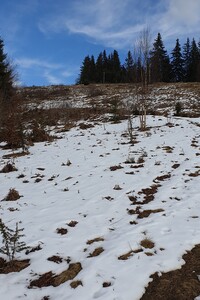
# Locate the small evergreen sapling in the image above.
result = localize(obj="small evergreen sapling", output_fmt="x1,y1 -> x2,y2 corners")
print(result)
0,219 -> 28,262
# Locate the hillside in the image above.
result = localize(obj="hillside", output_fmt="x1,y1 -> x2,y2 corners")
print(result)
0,83 -> 200,300
18,82 -> 200,117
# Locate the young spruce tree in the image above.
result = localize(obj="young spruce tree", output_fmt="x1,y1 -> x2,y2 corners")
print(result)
171,39 -> 184,82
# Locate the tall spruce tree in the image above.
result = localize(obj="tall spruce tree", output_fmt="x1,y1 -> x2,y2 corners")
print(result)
111,50 -> 121,83
95,52 -> 103,83
0,37 -> 14,104
182,38 -> 191,81
188,38 -> 200,82
124,51 -> 134,82
78,55 -> 95,84
150,33 -> 171,82
171,39 -> 184,82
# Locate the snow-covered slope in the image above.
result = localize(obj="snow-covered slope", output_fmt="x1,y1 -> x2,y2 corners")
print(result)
0,116 -> 200,300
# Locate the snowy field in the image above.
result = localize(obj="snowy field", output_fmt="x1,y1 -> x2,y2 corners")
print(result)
0,115 -> 200,300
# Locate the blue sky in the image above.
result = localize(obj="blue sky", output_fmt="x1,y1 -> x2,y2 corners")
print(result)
0,0 -> 200,86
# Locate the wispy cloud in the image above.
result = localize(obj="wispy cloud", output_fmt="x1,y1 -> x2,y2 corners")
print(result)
38,0 -> 200,49
44,71 -> 62,85
15,58 -> 62,70
16,57 -> 78,85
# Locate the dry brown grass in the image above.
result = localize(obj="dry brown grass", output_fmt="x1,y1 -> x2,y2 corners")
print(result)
86,237 -> 104,245
0,162 -> 17,173
140,244 -> 200,300
118,248 -> 143,260
70,280 -> 83,289
140,238 -> 155,249
56,228 -> 68,235
0,258 -> 30,274
4,188 -> 20,201
29,262 -> 82,288
87,247 -> 104,258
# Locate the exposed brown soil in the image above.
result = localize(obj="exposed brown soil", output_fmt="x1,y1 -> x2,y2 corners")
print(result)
29,262 -> 82,288
172,163 -> 180,169
103,282 -> 112,287
162,146 -> 174,153
70,280 -> 83,289
0,258 -> 30,274
4,188 -> 21,201
138,184 -> 160,204
118,248 -> 143,260
137,209 -> 164,219
67,220 -> 78,227
86,237 -> 104,245
110,165 -> 123,171
87,247 -> 104,257
130,164 -> 144,169
153,173 -> 171,182
47,255 -> 63,264
188,170 -> 200,177
0,163 -> 17,173
140,239 -> 155,249
79,123 -> 94,129
2,151 -> 30,159
56,228 -> 68,235
140,244 -> 200,300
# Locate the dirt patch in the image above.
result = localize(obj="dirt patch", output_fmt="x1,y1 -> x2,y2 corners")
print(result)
67,220 -> 78,227
2,151 -> 30,159
103,282 -> 112,288
29,262 -> 82,288
87,247 -> 104,257
140,244 -> 200,300
86,237 -> 104,245
0,258 -> 30,274
4,188 -> 21,201
137,209 -> 164,219
153,173 -> 171,182
110,165 -> 123,171
130,164 -> 144,169
138,184 -> 160,204
79,123 -> 94,129
56,228 -> 68,235
162,146 -> 174,153
140,239 -> 155,249
0,163 -> 18,173
172,163 -> 180,169
118,248 -> 143,260
47,255 -> 63,264
188,170 -> 200,177
70,280 -> 83,289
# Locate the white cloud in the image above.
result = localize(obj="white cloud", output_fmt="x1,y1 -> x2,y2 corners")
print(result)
44,71 -> 62,85
39,0 -> 146,48
38,0 -> 200,49
15,58 -> 62,70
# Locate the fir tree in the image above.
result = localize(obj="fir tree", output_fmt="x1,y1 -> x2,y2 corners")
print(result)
0,219 -> 28,262
0,37 -> 14,104
182,38 -> 191,81
124,51 -> 134,82
188,38 -> 200,82
150,33 -> 171,82
78,55 -> 94,84
171,39 -> 184,82
111,50 -> 121,83
96,52 -> 103,83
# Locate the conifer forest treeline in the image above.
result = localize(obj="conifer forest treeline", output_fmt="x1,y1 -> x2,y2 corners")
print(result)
77,33 -> 200,84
